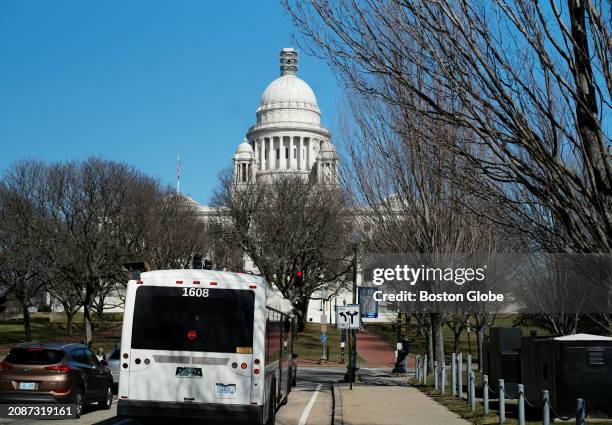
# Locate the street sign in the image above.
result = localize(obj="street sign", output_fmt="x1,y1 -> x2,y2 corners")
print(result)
337,304 -> 360,329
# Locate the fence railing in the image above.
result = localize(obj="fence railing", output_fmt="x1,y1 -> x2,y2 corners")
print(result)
418,352 -> 590,425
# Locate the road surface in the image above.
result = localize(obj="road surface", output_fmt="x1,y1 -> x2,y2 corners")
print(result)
0,367 -> 344,425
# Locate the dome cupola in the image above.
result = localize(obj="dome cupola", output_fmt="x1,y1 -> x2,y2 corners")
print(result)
255,48 -> 321,126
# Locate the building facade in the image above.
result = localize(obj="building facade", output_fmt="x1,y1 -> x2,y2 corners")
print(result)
232,48 -> 339,186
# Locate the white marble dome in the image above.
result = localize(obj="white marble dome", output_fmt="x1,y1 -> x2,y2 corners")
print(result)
255,49 -> 321,126
260,75 -> 318,109
233,139 -> 254,161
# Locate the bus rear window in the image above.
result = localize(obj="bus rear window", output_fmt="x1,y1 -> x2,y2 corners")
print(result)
131,286 -> 255,353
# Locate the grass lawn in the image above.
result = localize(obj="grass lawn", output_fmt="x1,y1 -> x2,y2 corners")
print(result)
0,315 -> 122,357
293,322 -> 367,364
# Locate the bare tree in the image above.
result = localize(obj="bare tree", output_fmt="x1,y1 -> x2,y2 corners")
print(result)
42,158 -> 161,346
47,275 -> 82,335
212,171 -> 352,331
285,0 -> 611,255
0,161 -> 51,340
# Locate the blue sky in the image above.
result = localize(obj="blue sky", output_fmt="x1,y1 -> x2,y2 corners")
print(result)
0,0 -> 342,203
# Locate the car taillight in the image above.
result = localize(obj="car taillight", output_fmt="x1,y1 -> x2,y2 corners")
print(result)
0,361 -> 12,371
44,365 -> 71,374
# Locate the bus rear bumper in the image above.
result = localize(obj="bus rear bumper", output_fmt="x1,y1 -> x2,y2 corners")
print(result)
117,399 -> 262,422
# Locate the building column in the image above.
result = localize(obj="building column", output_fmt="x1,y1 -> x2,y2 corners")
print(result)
297,136 -> 303,170
288,136 -> 294,170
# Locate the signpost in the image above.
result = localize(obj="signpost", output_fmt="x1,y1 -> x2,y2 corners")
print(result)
338,304 -> 360,389
337,305 -> 361,329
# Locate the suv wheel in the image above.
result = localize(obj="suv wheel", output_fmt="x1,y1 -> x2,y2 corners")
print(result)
70,388 -> 84,418
99,385 -> 113,410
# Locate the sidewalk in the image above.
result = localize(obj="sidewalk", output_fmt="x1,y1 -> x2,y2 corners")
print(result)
355,330 -> 416,369
339,382 -> 470,425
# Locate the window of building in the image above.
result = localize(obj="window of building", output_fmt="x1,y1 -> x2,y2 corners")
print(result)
294,147 -> 297,159
285,148 -> 289,159
276,149 -> 280,160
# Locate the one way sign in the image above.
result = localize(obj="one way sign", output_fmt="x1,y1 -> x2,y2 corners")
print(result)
337,305 -> 361,330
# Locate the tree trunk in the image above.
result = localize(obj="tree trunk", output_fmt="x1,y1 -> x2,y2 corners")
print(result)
426,317 -> 434,368
477,326 -> 485,371
83,285 -> 94,346
295,298 -> 310,333
431,314 -> 445,367
65,310 -> 75,336
453,331 -> 461,354
21,303 -> 32,342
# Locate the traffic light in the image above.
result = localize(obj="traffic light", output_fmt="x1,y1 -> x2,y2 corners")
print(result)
294,271 -> 304,286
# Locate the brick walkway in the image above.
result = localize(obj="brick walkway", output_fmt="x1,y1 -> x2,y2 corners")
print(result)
355,330 -> 415,368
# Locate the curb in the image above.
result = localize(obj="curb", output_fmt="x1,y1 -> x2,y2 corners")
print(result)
332,383 -> 343,425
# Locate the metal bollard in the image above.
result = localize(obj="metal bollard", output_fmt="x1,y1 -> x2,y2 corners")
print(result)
483,375 -> 489,415
416,355 -> 420,381
499,379 -> 505,424
542,390 -> 550,425
423,354 -> 428,385
441,363 -> 446,395
467,354 -> 472,402
518,384 -> 525,425
434,361 -> 439,390
451,353 -> 457,397
576,398 -> 586,425
470,371 -> 476,411
457,353 -> 463,398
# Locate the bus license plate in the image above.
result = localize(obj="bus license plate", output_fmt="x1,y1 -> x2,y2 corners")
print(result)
175,367 -> 202,378
19,382 -> 35,390
215,383 -> 236,398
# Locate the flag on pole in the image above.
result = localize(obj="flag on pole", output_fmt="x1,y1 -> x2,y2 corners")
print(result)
177,153 -> 181,193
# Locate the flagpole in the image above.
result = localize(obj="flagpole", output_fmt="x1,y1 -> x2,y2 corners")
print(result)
177,153 -> 181,194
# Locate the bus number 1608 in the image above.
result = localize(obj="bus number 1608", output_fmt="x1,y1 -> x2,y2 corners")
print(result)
182,288 -> 209,297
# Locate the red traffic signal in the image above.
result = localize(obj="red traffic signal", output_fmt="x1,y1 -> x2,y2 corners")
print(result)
295,271 -> 304,285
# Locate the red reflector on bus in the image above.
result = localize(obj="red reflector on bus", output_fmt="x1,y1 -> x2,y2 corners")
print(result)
210,281 -> 218,286
249,284 -> 257,289
136,280 -> 143,284
193,281 -> 200,285
176,280 -> 183,284
254,368 -> 260,375
187,330 -> 198,340
121,396 -> 128,399
240,363 -> 247,369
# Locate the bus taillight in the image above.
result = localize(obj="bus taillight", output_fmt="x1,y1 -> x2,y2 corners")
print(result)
254,358 -> 261,365
187,330 -> 198,340
240,363 -> 247,369
210,281 -> 218,286
253,368 -> 260,375
249,284 -> 257,289
176,280 -> 183,284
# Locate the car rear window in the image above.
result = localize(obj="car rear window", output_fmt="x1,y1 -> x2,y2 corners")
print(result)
5,348 -> 65,365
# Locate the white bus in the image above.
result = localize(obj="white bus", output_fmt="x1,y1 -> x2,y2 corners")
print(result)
117,269 -> 296,424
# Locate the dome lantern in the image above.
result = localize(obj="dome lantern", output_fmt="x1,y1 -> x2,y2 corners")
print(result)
280,48 -> 298,76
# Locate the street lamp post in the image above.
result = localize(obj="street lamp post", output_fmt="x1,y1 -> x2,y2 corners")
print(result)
347,230 -> 360,389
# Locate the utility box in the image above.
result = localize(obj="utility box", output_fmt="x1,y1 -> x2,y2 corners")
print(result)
522,333 -> 612,418
484,327 -> 522,398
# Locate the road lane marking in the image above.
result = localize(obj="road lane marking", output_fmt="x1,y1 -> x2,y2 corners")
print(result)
298,383 -> 322,425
